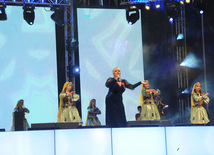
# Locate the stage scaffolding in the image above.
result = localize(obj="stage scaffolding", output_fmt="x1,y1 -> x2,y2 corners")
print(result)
174,4 -> 190,124
1,0 -> 191,123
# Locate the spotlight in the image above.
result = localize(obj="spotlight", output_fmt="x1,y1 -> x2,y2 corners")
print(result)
0,4 -> 7,21
67,65 -> 80,77
155,1 -> 161,9
66,38 -> 79,51
23,5 -> 35,25
169,17 -> 173,24
180,0 -> 184,5
51,6 -> 64,26
200,10 -> 204,14
126,6 -> 139,25
180,52 -> 202,68
177,33 -> 184,40
145,2 -> 150,10
192,0 -> 207,11
185,0 -> 191,3
165,0 -> 179,21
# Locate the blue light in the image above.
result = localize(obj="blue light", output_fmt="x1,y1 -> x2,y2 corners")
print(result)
182,89 -> 189,94
169,18 -> 173,24
200,10 -> 204,14
128,21 -> 133,25
177,33 -> 184,40
75,68 -> 80,73
180,52 -> 201,68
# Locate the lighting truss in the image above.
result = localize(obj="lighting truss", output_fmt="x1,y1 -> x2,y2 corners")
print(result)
0,0 -> 70,7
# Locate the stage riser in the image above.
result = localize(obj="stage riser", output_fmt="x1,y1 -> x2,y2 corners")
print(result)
0,127 -> 213,155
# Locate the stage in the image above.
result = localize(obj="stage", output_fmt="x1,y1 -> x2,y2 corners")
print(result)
0,125 -> 213,155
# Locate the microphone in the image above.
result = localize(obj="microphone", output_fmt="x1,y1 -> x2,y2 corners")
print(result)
117,78 -> 121,82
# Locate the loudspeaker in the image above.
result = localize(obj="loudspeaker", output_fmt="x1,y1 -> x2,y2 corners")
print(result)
13,112 -> 24,131
30,122 -> 79,130
128,120 -> 171,127
31,123 -> 56,130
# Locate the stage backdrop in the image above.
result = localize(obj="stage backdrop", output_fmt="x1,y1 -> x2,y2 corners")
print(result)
77,8 -> 144,126
0,6 -> 58,131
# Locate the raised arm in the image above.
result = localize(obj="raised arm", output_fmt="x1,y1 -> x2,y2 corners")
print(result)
105,78 -> 116,88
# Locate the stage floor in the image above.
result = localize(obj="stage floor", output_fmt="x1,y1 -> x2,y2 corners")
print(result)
0,126 -> 213,155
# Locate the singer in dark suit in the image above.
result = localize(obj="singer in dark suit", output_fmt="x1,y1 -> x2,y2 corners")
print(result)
105,67 -> 142,127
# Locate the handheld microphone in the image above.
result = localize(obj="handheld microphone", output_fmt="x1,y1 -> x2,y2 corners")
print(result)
117,78 -> 121,82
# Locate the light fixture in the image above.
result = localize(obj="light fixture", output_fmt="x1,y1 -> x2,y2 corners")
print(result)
23,5 -> 35,25
66,38 -> 79,51
180,0 -> 184,5
192,0 -> 207,12
126,6 -> 139,25
185,0 -> 191,3
67,65 -> 80,77
145,2 -> 150,10
155,1 -> 161,9
165,0 -> 179,22
0,4 -> 7,21
51,6 -> 64,26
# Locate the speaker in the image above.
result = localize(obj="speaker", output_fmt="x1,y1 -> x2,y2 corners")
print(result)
13,112 -> 24,131
56,122 -> 79,129
128,120 -> 171,127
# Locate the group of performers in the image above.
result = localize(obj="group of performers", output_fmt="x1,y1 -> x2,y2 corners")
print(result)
11,67 -> 211,130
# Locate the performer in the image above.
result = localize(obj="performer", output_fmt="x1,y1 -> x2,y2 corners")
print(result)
85,99 -> 101,126
11,99 -> 30,131
140,80 -> 161,120
105,67 -> 142,127
135,106 -> 142,120
57,82 -> 83,125
155,96 -> 168,120
190,82 -> 210,124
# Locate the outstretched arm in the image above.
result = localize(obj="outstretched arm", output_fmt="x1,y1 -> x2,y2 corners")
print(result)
124,80 -> 141,90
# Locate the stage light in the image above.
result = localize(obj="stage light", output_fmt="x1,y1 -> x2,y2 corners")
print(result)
0,4 -> 7,21
23,5 -> 35,25
185,0 -> 191,3
67,65 -> 80,77
200,10 -> 204,14
165,0 -> 179,21
169,17 -> 173,24
177,33 -> 184,40
51,6 -> 64,26
193,0 -> 207,11
66,38 -> 79,51
182,89 -> 189,94
145,2 -> 150,10
155,1 -> 161,9
126,6 -> 139,25
180,52 -> 201,68
180,0 -> 184,5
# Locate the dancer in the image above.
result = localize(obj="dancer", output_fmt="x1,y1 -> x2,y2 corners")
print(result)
105,67 -> 142,127
11,99 -> 30,131
85,99 -> 101,126
135,106 -> 142,120
140,80 -> 160,120
155,96 -> 168,120
57,82 -> 83,125
190,82 -> 210,124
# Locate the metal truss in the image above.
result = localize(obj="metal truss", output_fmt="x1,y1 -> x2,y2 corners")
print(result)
64,0 -> 76,89
174,4 -> 190,124
0,0 -> 70,6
